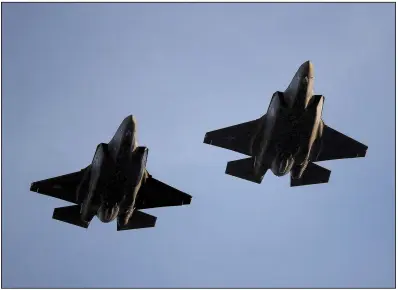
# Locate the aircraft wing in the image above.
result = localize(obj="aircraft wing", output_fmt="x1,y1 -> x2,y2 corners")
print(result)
30,167 -> 89,204
315,123 -> 368,162
203,119 -> 260,156
136,173 -> 192,210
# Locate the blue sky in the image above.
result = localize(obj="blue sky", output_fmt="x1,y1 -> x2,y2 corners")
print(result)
2,3 -> 395,288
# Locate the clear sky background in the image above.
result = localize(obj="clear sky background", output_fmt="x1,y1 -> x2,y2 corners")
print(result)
2,3 -> 395,288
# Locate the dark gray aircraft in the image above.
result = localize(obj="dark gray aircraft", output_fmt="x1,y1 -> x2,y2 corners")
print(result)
203,61 -> 368,186
30,115 -> 192,231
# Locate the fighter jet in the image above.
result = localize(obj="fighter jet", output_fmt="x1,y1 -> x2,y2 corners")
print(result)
203,61 -> 368,186
30,115 -> 192,231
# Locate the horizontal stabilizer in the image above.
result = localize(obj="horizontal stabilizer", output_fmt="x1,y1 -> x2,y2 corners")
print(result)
225,158 -> 266,184
52,205 -> 92,229
290,162 -> 330,187
117,210 -> 157,231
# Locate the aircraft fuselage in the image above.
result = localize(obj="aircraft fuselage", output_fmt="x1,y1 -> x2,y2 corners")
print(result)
203,60 -> 367,186
252,61 -> 324,179
78,115 -> 148,226
30,114 -> 192,230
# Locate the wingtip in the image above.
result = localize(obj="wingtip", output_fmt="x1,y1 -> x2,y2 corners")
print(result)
180,195 -> 192,206
30,182 -> 38,192
203,133 -> 211,144
325,171 -> 331,183
357,148 -> 367,158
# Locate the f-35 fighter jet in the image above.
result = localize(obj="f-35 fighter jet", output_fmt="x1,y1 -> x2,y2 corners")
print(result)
30,115 -> 192,231
203,61 -> 368,186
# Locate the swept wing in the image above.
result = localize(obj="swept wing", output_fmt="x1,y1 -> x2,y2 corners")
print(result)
203,119 -> 260,156
315,123 -> 368,161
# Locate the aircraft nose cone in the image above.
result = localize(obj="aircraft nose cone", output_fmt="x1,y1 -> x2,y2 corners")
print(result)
122,115 -> 137,129
301,60 -> 314,78
120,115 -> 137,143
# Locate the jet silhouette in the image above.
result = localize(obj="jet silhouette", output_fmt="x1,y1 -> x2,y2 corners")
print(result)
31,115 -> 192,230
204,61 -> 368,186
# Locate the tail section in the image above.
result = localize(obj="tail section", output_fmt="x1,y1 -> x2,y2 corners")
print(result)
225,157 -> 267,184
52,205 -> 94,229
290,162 -> 331,187
117,210 -> 157,231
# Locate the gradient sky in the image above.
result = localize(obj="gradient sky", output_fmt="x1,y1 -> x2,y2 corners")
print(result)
2,3 -> 395,288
